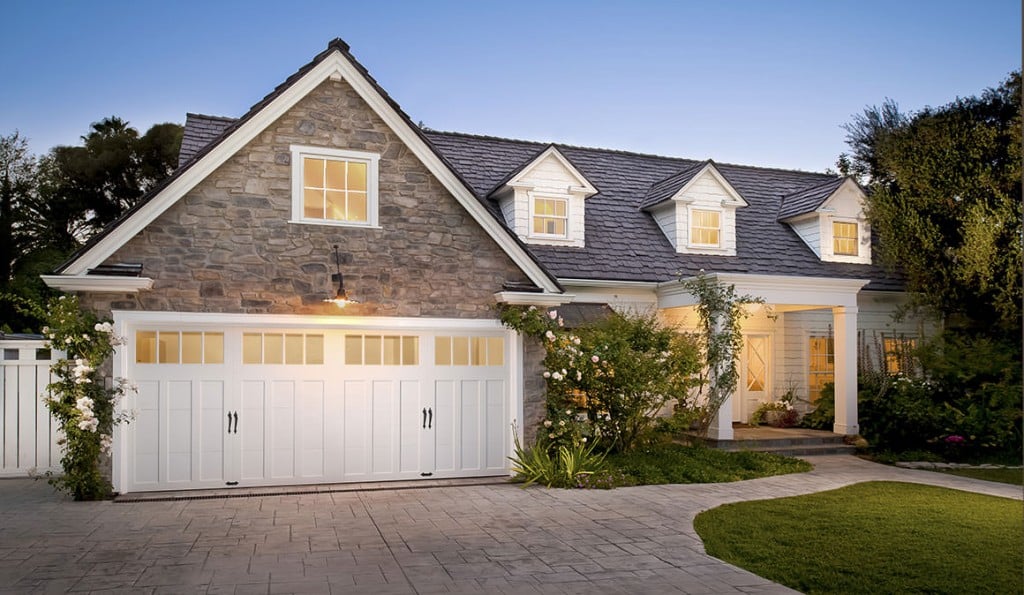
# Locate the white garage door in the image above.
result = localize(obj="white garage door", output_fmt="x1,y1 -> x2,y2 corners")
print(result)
116,315 -> 515,493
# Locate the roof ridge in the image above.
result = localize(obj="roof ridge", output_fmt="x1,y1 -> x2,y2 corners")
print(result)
425,129 -> 837,177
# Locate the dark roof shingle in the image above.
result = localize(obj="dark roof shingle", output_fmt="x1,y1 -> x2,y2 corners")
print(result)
777,176 -> 847,220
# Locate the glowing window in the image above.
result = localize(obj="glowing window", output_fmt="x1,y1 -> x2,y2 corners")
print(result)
292,146 -> 378,227
690,209 -> 721,247
833,221 -> 858,256
532,197 -> 568,237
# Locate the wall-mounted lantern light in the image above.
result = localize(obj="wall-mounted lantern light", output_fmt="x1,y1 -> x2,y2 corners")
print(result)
323,244 -> 358,307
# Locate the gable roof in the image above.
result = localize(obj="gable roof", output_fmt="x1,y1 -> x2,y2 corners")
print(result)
486,145 -> 598,198
639,160 -> 747,210
776,176 -> 849,220
53,40 -> 561,293
178,113 -> 235,167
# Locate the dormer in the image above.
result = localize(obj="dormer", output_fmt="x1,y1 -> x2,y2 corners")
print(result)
640,161 -> 748,256
488,146 -> 597,247
778,177 -> 871,264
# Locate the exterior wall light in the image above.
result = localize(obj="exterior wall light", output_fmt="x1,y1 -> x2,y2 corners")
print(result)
324,244 -> 358,307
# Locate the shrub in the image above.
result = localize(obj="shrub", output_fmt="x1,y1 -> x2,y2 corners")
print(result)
500,305 -> 700,453
509,430 -> 606,488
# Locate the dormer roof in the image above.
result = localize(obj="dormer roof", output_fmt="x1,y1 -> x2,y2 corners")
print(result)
487,145 -> 598,199
777,176 -> 851,220
639,160 -> 748,210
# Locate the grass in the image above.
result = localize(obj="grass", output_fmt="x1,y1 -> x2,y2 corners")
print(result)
605,443 -> 812,485
694,481 -> 1024,595
936,467 -> 1024,486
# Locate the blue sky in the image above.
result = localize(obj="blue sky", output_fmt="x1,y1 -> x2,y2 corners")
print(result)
2,0 -> 1019,172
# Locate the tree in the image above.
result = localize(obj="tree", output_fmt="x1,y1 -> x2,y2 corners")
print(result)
838,72 -> 1022,338
48,117 -> 183,234
0,132 -> 36,295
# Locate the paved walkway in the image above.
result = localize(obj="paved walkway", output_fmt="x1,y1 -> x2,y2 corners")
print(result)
0,455 -> 1019,594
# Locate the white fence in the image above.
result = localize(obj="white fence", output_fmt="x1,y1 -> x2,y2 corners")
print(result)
0,338 -> 62,477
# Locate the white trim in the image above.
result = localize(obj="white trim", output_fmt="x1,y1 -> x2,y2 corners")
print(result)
41,275 -> 154,293
493,291 -> 575,306
687,205 -> 723,249
58,50 -> 561,294
527,192 -> 571,241
672,163 -> 748,207
289,145 -> 380,228
659,273 -> 869,309
112,310 -> 508,331
504,146 -> 597,197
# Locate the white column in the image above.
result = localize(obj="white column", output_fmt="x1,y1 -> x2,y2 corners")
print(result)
708,395 -> 734,440
832,306 -> 859,435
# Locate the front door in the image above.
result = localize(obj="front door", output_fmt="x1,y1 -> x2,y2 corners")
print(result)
735,334 -> 771,422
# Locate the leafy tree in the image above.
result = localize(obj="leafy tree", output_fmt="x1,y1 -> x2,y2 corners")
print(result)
0,132 -> 36,295
839,72 -> 1022,338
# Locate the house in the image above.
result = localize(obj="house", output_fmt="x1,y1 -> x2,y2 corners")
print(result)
41,39 -> 923,494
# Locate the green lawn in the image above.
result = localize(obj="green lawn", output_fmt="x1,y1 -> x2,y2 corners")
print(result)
694,481 -> 1023,595
936,467 -> 1024,486
605,443 -> 812,485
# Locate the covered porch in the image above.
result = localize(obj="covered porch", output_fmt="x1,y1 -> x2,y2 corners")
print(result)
659,273 -> 868,442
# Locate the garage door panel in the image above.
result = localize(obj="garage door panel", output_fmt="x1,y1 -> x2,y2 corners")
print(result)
433,380 -> 456,473
485,380 -> 507,471
166,380 -> 192,483
198,381 -> 225,482
133,381 -> 160,485
298,381 -> 325,479
343,380 -> 369,477
240,381 -> 266,481
371,380 -> 396,475
460,381 -> 481,472
399,380 -> 423,474
270,381 -> 295,480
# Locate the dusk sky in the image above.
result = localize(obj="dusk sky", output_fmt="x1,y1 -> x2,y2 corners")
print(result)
3,0 -> 1020,172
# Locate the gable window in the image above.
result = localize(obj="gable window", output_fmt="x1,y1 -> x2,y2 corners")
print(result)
532,196 -> 568,238
690,208 -> 721,247
833,221 -> 858,256
290,145 -> 379,227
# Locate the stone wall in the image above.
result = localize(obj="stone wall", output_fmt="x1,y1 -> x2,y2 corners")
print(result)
80,78 -> 531,320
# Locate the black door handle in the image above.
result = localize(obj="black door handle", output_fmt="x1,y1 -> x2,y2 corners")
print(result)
428,407 -> 433,429
227,412 -> 232,434
422,408 -> 427,429
232,412 -> 238,434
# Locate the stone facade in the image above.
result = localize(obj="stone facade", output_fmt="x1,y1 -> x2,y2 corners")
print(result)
80,78 -> 531,320
77,77 -> 546,446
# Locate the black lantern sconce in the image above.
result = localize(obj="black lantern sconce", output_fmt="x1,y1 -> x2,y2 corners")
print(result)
324,244 -> 358,307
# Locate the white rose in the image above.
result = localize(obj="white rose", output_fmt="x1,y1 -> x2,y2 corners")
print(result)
547,310 -> 558,320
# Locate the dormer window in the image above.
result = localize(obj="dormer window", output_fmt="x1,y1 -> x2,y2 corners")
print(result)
689,208 -> 721,247
778,177 -> 872,265
488,146 -> 597,248
832,221 -> 858,256
641,161 -> 747,256
532,196 -> 569,238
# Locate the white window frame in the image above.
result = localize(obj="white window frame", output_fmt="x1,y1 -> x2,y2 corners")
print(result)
832,219 -> 859,257
290,145 -> 380,228
687,206 -> 723,248
528,192 -> 570,240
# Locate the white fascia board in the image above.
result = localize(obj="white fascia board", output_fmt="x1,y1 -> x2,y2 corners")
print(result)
493,291 -> 575,306
506,147 -> 598,197
659,272 -> 869,309
112,310 -> 508,331
41,275 -> 154,293
673,163 -> 748,207
61,51 -> 561,295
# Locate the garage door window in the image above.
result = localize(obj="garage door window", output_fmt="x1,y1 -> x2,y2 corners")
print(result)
435,336 -> 503,366
136,331 -> 224,364
242,333 -> 324,364
345,335 -> 419,366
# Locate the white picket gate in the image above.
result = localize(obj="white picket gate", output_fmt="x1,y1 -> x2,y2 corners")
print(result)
0,337 -> 62,477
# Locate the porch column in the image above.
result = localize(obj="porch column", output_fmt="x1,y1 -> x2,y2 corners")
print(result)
707,396 -> 734,440
832,306 -> 859,435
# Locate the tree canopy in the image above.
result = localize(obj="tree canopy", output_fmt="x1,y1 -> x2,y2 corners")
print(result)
839,72 -> 1022,339
0,118 -> 182,332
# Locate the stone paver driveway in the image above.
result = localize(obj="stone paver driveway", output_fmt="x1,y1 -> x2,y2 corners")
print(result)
0,455 -> 1018,594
